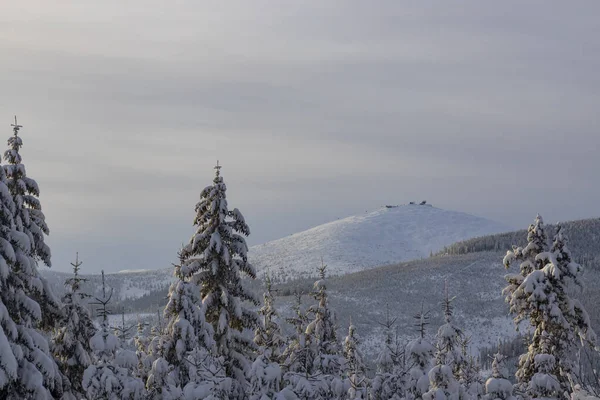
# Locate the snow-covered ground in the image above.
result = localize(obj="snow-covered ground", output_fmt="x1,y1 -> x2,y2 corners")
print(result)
249,204 -> 510,279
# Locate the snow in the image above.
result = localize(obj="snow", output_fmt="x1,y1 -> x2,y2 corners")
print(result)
250,205 -> 510,278
117,269 -> 153,274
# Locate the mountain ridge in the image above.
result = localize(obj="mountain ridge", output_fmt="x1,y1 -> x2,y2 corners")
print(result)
249,204 -> 510,279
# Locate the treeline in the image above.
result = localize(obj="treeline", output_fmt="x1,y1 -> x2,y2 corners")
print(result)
436,219 -> 600,268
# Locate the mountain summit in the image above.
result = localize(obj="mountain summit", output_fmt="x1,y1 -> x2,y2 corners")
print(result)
249,204 -> 509,279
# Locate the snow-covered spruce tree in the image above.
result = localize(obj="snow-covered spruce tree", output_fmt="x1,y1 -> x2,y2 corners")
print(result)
3,116 -> 51,266
304,262 -> 345,397
279,291 -> 318,399
133,318 -> 151,382
249,274 -> 284,399
3,117 -> 60,333
279,285 -> 344,400
142,324 -> 168,394
83,271 -> 145,400
0,118 -> 65,400
459,349 -> 484,400
306,261 -> 343,377
149,250 -> 216,399
343,321 -> 367,399
113,309 -> 136,345
182,347 -> 232,400
503,215 -> 549,392
280,290 -> 314,375
178,162 -> 259,396
528,333 -> 561,399
484,348 -> 516,400
405,304 -> 434,400
254,274 -> 286,363
436,282 -> 465,379
504,219 -> 597,396
423,283 -> 464,400
371,305 -> 405,400
51,253 -> 97,397
423,357 -> 461,400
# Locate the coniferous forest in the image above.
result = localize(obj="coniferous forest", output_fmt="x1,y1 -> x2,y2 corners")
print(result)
0,120 -> 599,400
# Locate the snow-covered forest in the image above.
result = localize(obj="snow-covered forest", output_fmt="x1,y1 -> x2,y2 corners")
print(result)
1,121 -> 599,400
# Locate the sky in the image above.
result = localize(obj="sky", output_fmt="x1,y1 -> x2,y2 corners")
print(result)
0,1 -> 599,273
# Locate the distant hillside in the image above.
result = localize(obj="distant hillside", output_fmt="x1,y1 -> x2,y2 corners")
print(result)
250,205 -> 509,280
269,220 -> 600,358
436,218 -> 600,269
40,267 -> 173,313
39,217 -> 600,360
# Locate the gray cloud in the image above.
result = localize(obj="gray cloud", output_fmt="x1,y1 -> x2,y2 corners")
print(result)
1,1 -> 599,272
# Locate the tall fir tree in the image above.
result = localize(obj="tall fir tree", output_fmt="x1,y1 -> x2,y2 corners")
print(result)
3,116 -> 51,266
51,253 -> 97,397
504,218 -> 597,396
179,162 -> 259,396
0,118 -> 64,400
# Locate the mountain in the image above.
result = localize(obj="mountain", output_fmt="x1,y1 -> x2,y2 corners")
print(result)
39,216 -> 600,359
261,217 -> 600,358
41,204 -> 509,302
249,204 -> 510,279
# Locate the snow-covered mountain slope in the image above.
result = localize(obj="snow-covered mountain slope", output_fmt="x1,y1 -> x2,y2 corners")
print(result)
249,205 -> 510,279
40,267 -> 174,306
39,216 -> 600,358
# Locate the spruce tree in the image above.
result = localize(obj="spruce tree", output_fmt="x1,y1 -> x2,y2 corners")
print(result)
504,218 -> 597,396
436,282 -> 465,379
405,304 -> 434,400
0,118 -> 64,400
179,162 -> 259,395
153,250 -> 215,397
484,348 -> 516,400
83,271 -> 145,400
279,278 -> 345,400
343,321 -> 367,399
249,274 -> 284,400
371,305 -> 404,400
51,253 -> 97,397
458,341 -> 484,400
305,261 -> 343,377
423,282 -> 464,400
182,347 -> 232,399
280,290 -> 312,375
254,274 -> 285,363
3,116 -> 51,266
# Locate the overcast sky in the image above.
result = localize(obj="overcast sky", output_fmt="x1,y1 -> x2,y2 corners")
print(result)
1,1 -> 598,273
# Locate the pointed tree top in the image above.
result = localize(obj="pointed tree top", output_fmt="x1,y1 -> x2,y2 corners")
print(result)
214,160 -> 222,175
264,272 -> 272,292
11,115 -> 22,135
442,279 -> 456,322
318,257 -> 327,280
70,252 -> 83,276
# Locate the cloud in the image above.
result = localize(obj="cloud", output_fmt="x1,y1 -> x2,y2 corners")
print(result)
0,0 -> 599,272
